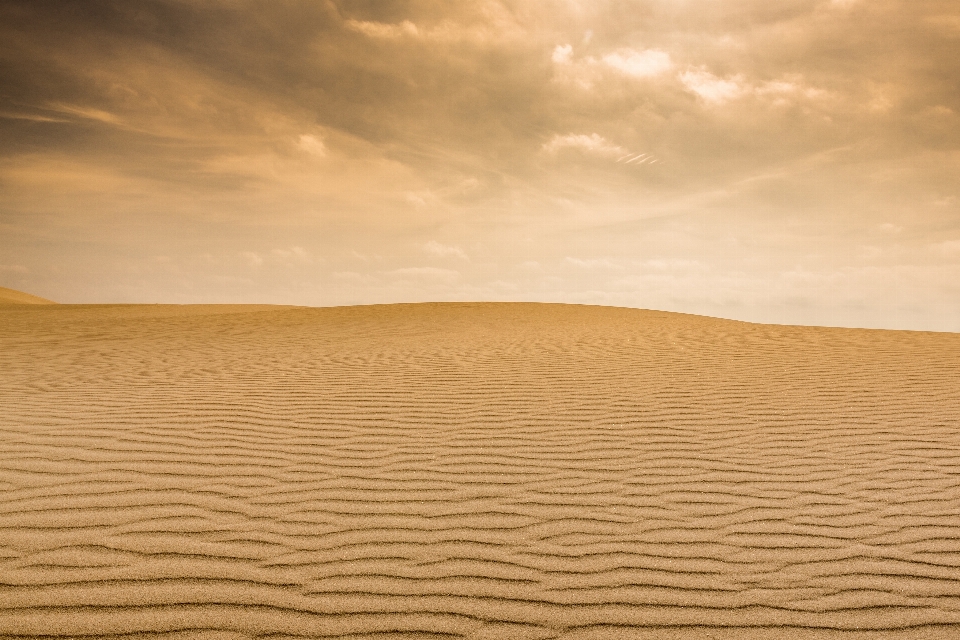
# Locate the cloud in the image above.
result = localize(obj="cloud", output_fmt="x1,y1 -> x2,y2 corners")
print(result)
423,241 -> 468,260
552,44 -> 573,64
240,252 -> 263,267
344,5 -> 526,46
552,46 -> 672,89
1,0 -> 958,327
602,49 -> 673,78
297,134 -> 326,157
543,133 -> 625,157
680,69 -> 745,104
566,257 -> 622,269
543,133 -> 660,166
0,112 -> 68,123
346,19 -> 420,39
272,246 -> 313,264
386,267 -> 460,282
677,68 -> 828,107
48,103 -> 122,125
333,270 -> 371,283
933,240 -> 960,258
615,152 -> 661,165
644,259 -> 705,271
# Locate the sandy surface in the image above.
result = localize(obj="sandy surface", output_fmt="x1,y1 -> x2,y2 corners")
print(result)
1,301 -> 960,639
0,286 -> 55,305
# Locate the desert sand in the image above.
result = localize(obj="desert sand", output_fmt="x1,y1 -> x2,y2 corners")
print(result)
0,286 -> 56,305
1,296 -> 960,639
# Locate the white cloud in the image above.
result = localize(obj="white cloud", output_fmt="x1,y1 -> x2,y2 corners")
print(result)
453,177 -> 481,194
680,69 -> 744,104
345,10 -> 525,46
552,47 -> 672,90
519,260 -> 542,271
272,246 -> 313,264
552,44 -> 573,64
297,134 -> 326,157
543,133 -> 625,157
423,241 -> 468,260
680,69 -> 745,103
333,270 -> 372,283
677,69 -> 827,107
756,78 -> 828,103
346,19 -> 419,39
386,267 -> 460,282
566,257 -> 622,269
934,240 -> 960,257
240,251 -> 263,267
616,152 -> 660,165
544,133 -> 662,166
759,80 -> 800,95
405,191 -> 432,207
49,103 -> 121,125
926,105 -> 955,117
602,48 -> 673,78
644,259 -> 705,271
0,112 -> 69,123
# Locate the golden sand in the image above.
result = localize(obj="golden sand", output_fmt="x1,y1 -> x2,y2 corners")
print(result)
0,286 -> 56,305
1,299 -> 959,638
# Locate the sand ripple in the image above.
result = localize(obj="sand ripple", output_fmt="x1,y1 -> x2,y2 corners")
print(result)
1,303 -> 959,639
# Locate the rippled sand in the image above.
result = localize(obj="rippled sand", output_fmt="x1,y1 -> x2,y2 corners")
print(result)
1,301 -> 959,639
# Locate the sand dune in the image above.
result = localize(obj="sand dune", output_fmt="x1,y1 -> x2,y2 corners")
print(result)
1,301 -> 960,639
0,286 -> 55,305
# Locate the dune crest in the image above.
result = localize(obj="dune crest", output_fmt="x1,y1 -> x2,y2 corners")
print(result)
0,286 -> 56,305
1,302 -> 959,639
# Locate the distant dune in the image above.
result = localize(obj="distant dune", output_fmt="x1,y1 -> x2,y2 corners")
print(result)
1,302 -> 959,639
0,286 -> 55,305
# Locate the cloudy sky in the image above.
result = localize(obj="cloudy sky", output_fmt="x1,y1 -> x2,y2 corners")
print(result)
1,0 -> 958,329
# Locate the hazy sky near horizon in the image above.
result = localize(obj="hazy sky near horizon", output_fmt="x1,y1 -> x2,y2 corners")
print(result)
1,0 -> 959,329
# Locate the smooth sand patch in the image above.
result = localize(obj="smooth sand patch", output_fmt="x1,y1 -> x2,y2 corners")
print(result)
0,286 -> 55,305
1,301 -> 959,638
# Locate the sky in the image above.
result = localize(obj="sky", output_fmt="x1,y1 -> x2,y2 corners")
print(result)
1,0 -> 959,330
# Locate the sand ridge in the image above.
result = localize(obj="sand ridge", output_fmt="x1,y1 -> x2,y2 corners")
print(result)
0,287 -> 55,305
1,302 -> 960,639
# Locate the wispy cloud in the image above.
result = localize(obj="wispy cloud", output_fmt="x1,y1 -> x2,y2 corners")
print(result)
552,44 -> 573,64
615,152 -> 661,165
297,134 -> 326,157
602,48 -> 673,78
48,103 -> 122,125
240,252 -> 263,268
386,267 -> 460,282
346,19 -> 420,39
543,133 -> 625,157
566,257 -> 622,269
0,112 -> 68,123
679,69 -> 745,104
272,246 -> 314,264
423,241 -> 468,260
